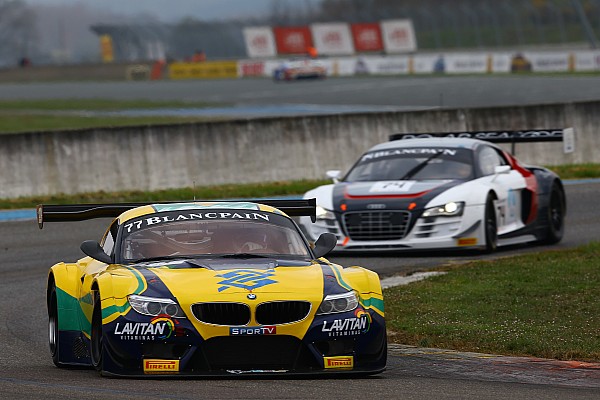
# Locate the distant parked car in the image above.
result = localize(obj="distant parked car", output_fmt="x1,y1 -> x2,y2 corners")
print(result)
273,58 -> 327,81
298,129 -> 568,253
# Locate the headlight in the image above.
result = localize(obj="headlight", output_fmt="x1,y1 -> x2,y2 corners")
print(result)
316,205 -> 336,220
316,291 -> 359,315
128,295 -> 186,318
422,202 -> 464,218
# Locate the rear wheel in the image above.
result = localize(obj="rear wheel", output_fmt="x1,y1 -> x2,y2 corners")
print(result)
90,291 -> 104,373
484,195 -> 498,253
542,182 -> 565,244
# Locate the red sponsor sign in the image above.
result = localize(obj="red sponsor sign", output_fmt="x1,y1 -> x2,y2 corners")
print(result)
240,61 -> 265,77
351,23 -> 383,52
274,27 -> 313,55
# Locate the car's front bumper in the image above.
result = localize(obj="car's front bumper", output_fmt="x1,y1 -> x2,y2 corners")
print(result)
99,306 -> 387,377
299,205 -> 486,252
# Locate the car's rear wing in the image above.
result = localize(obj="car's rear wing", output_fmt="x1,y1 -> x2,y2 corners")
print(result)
37,198 -> 317,229
389,128 -> 575,155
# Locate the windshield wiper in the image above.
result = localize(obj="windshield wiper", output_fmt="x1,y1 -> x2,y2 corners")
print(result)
130,255 -> 191,263
218,253 -> 273,259
398,151 -> 444,181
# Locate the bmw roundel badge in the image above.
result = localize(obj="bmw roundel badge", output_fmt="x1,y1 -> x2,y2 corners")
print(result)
247,293 -> 257,300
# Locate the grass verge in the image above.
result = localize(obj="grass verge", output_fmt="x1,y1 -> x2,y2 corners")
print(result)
0,99 -> 228,133
384,242 -> 600,362
1,163 -> 599,210
0,179 -> 331,210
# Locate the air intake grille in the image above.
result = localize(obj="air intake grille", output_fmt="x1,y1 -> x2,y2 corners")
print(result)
255,301 -> 311,325
191,302 -> 250,325
343,211 -> 411,241
202,336 -> 305,370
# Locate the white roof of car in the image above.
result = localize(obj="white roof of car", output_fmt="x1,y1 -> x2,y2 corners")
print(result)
368,137 -> 493,152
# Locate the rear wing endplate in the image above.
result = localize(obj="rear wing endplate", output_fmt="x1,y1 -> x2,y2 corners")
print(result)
389,128 -> 575,155
37,198 -> 317,229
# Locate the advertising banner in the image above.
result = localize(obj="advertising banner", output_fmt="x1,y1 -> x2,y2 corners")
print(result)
411,54 -> 439,74
381,19 -> 417,53
328,57 -> 358,77
444,54 -> 488,74
524,52 -> 570,72
100,34 -> 114,63
490,53 -> 513,73
354,56 -> 410,75
273,27 -> 313,55
243,27 -> 277,58
310,23 -> 354,56
168,61 -> 238,80
351,23 -> 384,53
238,60 -> 266,77
573,51 -> 600,72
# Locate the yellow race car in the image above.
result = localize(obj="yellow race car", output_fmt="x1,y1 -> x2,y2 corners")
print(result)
40,199 -> 386,377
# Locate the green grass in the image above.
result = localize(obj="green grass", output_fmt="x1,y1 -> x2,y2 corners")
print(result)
384,242 -> 600,362
546,163 -> 600,180
0,163 -> 598,209
0,179 -> 331,210
0,99 -> 227,134
0,99 -> 224,111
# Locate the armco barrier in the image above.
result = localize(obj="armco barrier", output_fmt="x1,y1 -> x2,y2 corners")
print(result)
1,101 -> 599,199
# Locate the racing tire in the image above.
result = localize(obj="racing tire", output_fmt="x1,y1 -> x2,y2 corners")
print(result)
48,283 -> 64,367
90,291 -> 104,374
542,182 -> 565,245
483,194 -> 498,253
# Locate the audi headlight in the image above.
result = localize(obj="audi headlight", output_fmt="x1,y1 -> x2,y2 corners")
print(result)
316,205 -> 335,221
316,291 -> 359,315
422,202 -> 464,218
128,295 -> 186,318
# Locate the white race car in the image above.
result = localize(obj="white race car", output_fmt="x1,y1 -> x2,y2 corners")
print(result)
273,58 -> 327,81
298,130 -> 568,253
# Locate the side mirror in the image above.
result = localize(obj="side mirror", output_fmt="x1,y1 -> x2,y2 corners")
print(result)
80,240 -> 112,264
313,233 -> 337,258
494,165 -> 511,175
326,170 -> 341,183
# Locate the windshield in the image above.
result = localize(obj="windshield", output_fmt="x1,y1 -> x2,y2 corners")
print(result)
120,211 -> 311,262
344,147 -> 474,182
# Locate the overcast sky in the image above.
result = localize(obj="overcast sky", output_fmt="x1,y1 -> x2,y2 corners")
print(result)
25,0 -> 321,22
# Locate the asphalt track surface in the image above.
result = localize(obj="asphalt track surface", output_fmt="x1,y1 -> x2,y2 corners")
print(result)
1,77 -> 600,398
0,182 -> 598,399
2,75 -> 600,111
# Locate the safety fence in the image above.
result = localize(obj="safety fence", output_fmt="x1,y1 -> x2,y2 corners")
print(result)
162,50 -> 600,80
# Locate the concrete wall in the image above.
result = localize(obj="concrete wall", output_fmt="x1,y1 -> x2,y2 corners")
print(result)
0,63 -> 152,83
1,101 -> 599,199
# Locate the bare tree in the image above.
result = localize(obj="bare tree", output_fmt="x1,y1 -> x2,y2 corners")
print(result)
0,0 -> 37,66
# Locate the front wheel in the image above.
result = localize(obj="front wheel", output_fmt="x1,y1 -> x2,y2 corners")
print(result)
48,283 -> 63,367
90,291 -> 104,373
483,195 -> 498,253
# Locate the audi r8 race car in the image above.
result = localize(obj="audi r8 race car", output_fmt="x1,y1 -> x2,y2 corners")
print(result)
273,58 -> 327,81
40,199 -> 386,377
298,130 -> 568,253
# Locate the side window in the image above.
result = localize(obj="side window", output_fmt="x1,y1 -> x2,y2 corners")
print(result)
478,146 -> 507,176
101,221 -> 118,256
